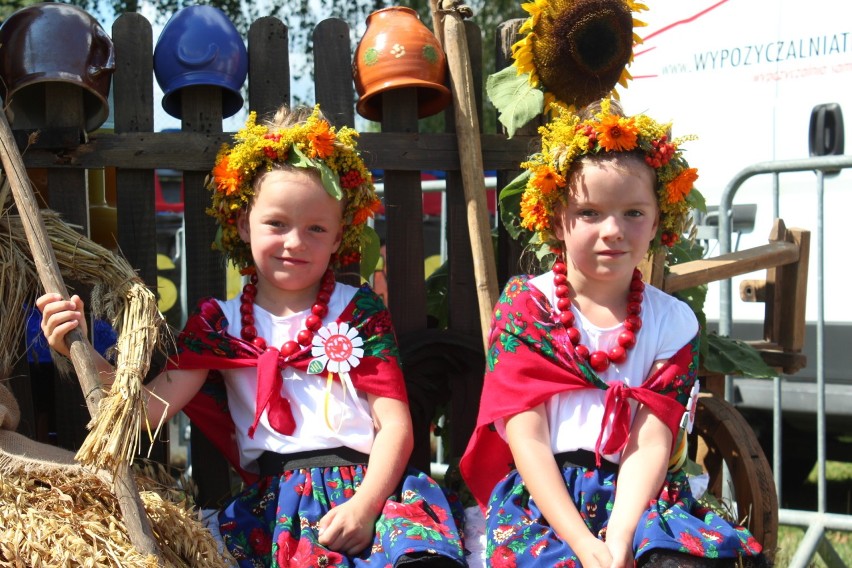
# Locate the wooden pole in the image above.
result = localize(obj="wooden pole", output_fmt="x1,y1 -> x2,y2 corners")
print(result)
432,0 -> 500,351
0,111 -> 163,562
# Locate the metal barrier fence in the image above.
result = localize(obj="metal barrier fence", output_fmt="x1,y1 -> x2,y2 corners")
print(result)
718,154 -> 852,567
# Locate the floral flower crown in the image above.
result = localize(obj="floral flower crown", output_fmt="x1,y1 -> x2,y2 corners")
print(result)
488,0 -> 647,137
207,105 -> 381,272
500,99 -> 705,253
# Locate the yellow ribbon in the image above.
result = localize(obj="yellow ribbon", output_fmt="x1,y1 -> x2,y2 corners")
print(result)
323,371 -> 347,432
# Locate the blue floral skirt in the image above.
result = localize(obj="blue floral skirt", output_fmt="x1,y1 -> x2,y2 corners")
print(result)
484,464 -> 762,567
218,465 -> 467,567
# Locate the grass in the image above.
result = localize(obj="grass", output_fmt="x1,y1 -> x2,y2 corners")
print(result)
772,460 -> 852,567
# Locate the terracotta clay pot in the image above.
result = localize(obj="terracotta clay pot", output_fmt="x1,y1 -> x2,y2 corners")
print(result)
352,7 -> 451,122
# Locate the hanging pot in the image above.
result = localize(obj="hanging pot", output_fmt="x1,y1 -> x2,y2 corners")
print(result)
352,7 -> 451,122
153,5 -> 248,119
0,3 -> 115,132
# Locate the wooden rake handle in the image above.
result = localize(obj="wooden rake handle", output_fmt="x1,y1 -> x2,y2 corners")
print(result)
0,111 -> 163,562
431,0 -> 500,351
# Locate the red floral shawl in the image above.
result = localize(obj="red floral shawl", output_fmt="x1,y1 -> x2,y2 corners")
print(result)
460,275 -> 698,510
167,284 -> 407,483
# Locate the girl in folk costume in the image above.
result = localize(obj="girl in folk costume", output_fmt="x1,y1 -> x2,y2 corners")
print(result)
460,100 -> 768,567
38,105 -> 466,567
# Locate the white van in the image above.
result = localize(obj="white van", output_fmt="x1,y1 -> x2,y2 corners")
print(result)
621,0 -> 852,486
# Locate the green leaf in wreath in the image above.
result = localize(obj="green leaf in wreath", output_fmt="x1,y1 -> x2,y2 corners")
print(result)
498,170 -> 532,241
486,66 -> 544,138
288,146 -> 343,200
358,225 -> 381,281
687,187 -> 707,213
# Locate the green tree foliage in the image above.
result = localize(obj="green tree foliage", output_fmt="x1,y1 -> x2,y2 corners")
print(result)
1,0 -> 42,21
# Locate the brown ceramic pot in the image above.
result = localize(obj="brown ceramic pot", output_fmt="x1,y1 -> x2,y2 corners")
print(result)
0,3 -> 114,132
352,6 -> 451,122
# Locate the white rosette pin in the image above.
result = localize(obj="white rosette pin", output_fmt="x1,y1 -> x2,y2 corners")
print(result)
308,322 -> 366,430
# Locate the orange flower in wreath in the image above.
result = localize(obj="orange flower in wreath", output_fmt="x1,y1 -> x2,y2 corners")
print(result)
352,199 -> 382,226
595,114 -> 638,152
520,194 -> 551,232
666,167 -> 698,203
307,120 -> 336,159
531,165 -> 566,195
212,155 -> 241,195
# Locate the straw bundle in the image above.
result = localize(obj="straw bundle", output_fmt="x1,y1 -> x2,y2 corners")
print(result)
0,177 -> 37,374
0,382 -> 233,567
0,172 -> 168,472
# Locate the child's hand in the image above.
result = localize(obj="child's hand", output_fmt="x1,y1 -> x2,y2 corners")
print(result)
36,293 -> 88,358
604,536 -> 634,568
316,498 -> 378,556
574,535 -> 614,568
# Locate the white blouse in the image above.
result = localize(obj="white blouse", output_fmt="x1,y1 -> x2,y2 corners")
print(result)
496,273 -> 698,464
215,283 -> 375,473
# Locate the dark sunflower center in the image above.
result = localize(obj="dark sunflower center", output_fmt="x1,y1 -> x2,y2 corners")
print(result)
533,0 -> 634,108
571,15 -> 624,73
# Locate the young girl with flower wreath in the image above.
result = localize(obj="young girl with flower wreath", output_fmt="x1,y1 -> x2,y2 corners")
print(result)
459,99 -> 769,567
37,104 -> 467,567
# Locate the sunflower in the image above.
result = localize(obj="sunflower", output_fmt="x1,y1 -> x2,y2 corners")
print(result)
489,0 -> 647,137
528,0 -> 639,108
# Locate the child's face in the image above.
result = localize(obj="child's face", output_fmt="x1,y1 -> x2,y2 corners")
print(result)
553,157 -> 658,284
238,169 -> 343,300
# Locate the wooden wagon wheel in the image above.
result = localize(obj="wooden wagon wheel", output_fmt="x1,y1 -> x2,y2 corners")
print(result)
690,395 -> 778,562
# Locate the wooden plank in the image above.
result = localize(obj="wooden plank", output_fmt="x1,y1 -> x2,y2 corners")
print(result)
778,227 -> 810,352
740,279 -> 766,302
663,240 -> 800,294
18,131 -> 537,172
763,220 -> 786,347
180,86 -> 231,509
381,89 -> 427,336
112,13 -> 157,290
112,12 -> 166,465
248,17 -> 290,116
746,342 -> 808,374
639,251 -> 666,289
313,17 -> 361,285
314,18 -> 355,127
45,84 -> 89,230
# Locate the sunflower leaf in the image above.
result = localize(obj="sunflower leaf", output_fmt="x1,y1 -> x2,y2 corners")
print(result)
486,67 -> 544,138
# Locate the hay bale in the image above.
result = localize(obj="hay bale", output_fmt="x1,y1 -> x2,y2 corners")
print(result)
0,381 -> 234,567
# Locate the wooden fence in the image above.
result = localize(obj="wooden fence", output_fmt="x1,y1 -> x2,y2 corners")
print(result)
7,12 -> 535,506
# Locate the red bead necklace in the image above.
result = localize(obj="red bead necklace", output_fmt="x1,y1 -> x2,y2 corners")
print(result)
239,269 -> 335,356
552,260 -> 644,373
